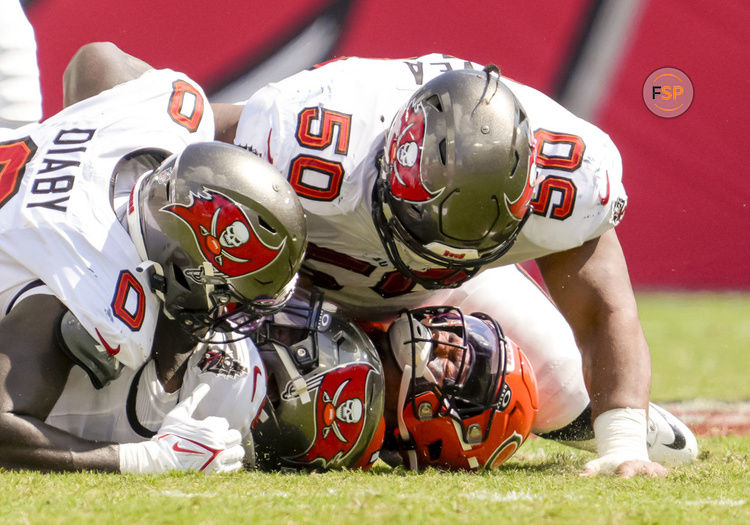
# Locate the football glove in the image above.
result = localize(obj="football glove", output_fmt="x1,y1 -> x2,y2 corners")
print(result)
119,383 -> 244,474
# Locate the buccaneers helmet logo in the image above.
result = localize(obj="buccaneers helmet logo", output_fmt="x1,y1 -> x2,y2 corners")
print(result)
295,363 -> 375,466
386,102 -> 442,202
197,348 -> 248,378
505,136 -> 539,220
163,188 -> 283,277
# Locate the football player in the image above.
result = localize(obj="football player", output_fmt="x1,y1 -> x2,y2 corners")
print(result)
43,291 -> 384,473
0,43 -> 307,473
250,291 -> 537,472
369,305 -> 538,471
227,54 -> 697,477
251,292 -> 387,471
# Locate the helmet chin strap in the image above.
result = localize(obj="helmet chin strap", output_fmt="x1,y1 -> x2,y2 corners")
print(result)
135,261 -> 166,303
397,363 -> 419,471
127,170 -> 169,312
270,342 -> 311,404
126,170 -> 152,264
390,311 -> 441,470
201,261 -> 217,307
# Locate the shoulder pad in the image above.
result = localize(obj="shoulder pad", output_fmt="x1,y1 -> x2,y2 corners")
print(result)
56,309 -> 124,389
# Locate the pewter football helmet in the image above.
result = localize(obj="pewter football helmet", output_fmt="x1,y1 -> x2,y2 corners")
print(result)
127,141 -> 307,337
252,292 -> 385,470
374,66 -> 537,289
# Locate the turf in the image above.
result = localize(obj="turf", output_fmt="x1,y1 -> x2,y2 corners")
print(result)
638,292 -> 750,401
2,437 -> 748,524
1,292 -> 748,524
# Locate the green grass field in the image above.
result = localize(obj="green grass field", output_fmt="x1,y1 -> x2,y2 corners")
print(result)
639,292 -> 750,401
2,292 -> 748,524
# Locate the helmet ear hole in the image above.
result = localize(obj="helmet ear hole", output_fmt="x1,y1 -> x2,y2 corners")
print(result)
509,150 -> 520,178
258,215 -> 277,234
438,139 -> 447,165
172,263 -> 191,291
427,440 -> 443,461
407,204 -> 423,221
424,94 -> 443,112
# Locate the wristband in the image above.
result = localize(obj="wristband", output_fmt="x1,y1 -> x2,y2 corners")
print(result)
593,407 -> 649,461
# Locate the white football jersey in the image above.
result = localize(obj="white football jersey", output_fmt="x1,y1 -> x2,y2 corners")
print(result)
235,54 -> 626,317
0,68 -> 214,369
46,337 -> 266,443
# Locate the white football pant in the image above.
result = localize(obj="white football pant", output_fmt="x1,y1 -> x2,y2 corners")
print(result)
430,264 -> 590,434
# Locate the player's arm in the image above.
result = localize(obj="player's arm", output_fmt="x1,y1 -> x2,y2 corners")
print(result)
63,41 -> 154,108
0,295 -> 244,473
212,102 -> 243,144
62,41 -> 240,142
536,229 -> 666,477
0,294 -> 121,471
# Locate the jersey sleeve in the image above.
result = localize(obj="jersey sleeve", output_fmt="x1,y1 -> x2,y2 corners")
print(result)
62,68 -> 216,158
521,130 -> 626,250
501,79 -> 628,261
233,72 -> 380,219
234,84 -> 279,161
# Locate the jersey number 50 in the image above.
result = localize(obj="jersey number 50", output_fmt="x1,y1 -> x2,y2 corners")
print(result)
530,129 -> 585,220
288,107 -> 351,201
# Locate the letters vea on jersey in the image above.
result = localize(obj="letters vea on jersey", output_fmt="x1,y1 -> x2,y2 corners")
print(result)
402,56 -> 478,86
26,128 -> 95,213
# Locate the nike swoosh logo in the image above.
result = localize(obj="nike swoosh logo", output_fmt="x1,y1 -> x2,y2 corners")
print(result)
599,170 -> 610,205
267,129 -> 274,164
663,420 -> 687,450
95,329 -> 121,356
159,434 -> 222,470
251,365 -> 263,401
172,442 -> 206,455
653,405 -> 687,450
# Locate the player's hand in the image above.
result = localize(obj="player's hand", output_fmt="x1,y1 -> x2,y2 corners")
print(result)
581,408 -> 667,478
581,456 -> 668,478
119,383 -> 244,474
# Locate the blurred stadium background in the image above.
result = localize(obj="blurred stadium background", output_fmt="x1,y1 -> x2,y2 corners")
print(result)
24,0 -> 749,292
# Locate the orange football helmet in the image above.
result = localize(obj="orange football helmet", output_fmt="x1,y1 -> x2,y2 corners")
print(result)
388,306 -> 538,470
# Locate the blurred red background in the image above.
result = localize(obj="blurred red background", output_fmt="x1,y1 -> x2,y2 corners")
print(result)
24,0 -> 750,289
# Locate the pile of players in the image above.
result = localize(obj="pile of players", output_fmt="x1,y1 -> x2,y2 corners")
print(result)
0,9 -> 697,477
